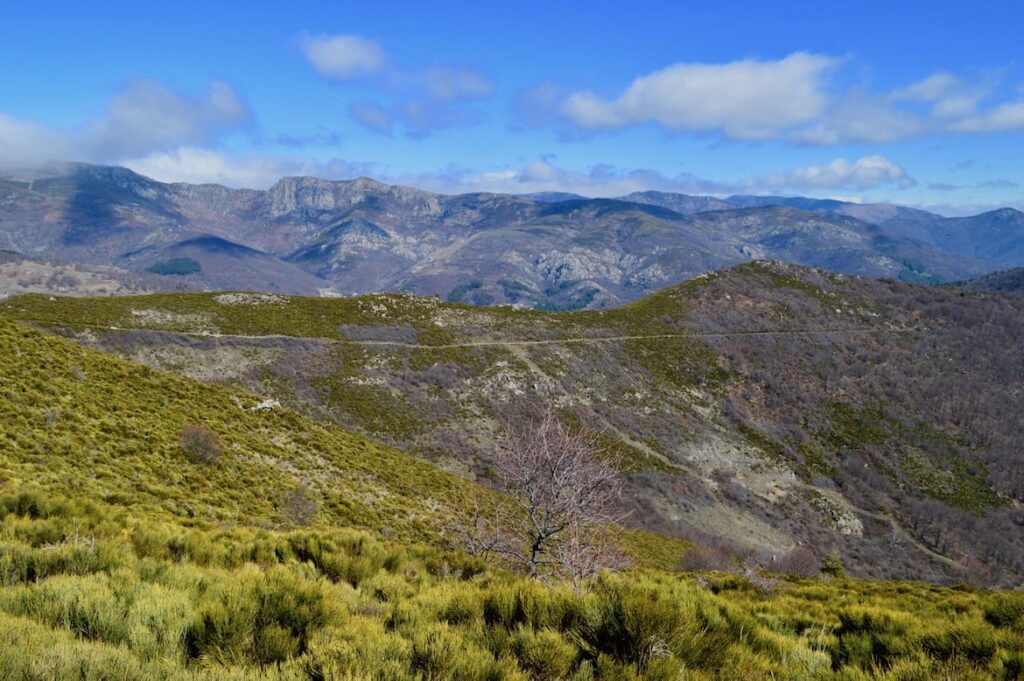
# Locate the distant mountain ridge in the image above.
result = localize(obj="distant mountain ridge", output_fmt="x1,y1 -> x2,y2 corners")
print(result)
1,163 -> 1022,306
958,266 -> 1024,292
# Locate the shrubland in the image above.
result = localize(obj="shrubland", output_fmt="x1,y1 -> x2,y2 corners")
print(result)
6,262 -> 1023,584
1,491 -> 1023,680
1,281 -> 1024,677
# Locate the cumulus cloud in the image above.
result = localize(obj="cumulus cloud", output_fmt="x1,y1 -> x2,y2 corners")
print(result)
419,66 -> 495,100
891,71 -> 995,121
301,34 -> 386,79
397,100 -> 486,139
0,80 -> 249,168
397,155 -> 915,198
299,32 -> 493,138
511,82 -> 566,132
752,156 -> 916,191
951,100 -> 1024,132
0,115 -> 70,168
559,53 -> 839,139
792,90 -> 926,144
892,72 -> 961,102
526,57 -> 1024,144
123,146 -> 373,188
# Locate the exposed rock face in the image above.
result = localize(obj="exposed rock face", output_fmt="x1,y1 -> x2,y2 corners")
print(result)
2,164 -> 1020,307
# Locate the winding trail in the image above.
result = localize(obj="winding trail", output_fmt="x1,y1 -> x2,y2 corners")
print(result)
19,318 -> 920,349
335,326 -> 919,349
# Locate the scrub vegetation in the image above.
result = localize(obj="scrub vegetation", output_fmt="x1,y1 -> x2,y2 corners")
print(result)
2,264 -> 1024,678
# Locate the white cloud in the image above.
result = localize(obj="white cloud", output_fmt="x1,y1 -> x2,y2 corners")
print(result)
0,115 -> 70,167
299,33 -> 493,137
349,103 -> 393,135
123,146 -> 372,188
532,59 -> 1024,144
792,91 -> 926,144
397,155 -> 914,198
301,34 -> 386,79
891,71 -> 994,121
0,80 -> 249,168
397,100 -> 485,138
395,160 -> 724,197
559,52 -> 839,139
892,72 -> 961,101
752,156 -> 916,191
419,66 -> 494,100
951,100 -> 1024,132
84,81 -> 248,159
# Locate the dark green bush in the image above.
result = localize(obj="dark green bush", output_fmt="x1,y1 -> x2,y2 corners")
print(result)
983,592 -> 1024,628
145,257 -> 201,276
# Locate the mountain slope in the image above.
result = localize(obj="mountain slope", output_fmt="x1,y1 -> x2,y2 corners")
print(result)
2,271 -> 1024,678
119,234 -> 335,295
9,261 -> 1024,584
0,314 -> 479,540
959,266 -> 1024,292
933,208 -> 1024,264
0,164 -> 1010,306
620,190 -> 733,214
0,251 -> 190,299
713,193 -> 1024,270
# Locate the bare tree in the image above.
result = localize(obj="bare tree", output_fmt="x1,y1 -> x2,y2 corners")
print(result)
280,483 -> 319,526
466,408 -> 628,584
180,424 -> 222,465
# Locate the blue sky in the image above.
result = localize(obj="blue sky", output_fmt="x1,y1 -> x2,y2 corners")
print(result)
1,0 -> 1022,213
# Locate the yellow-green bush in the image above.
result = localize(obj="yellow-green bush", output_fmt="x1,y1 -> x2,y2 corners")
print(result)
2,316 -> 1024,679
0,494 -> 1022,679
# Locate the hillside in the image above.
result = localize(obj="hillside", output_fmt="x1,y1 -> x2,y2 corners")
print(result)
120,234 -> 335,295
959,267 -> 1024,293
0,251 -> 190,299
2,277 -> 1024,679
0,164 -> 1011,307
0,312 -> 487,540
8,261 -> 1024,586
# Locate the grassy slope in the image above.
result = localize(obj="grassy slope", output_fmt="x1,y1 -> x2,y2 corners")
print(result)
1,310 -> 1023,677
4,264 -> 1019,584
0,315 -> 482,541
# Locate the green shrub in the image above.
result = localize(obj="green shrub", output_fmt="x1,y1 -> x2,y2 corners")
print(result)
582,581 -> 728,673
822,548 -> 846,578
183,565 -> 342,667
833,606 -> 922,670
410,622 -> 463,679
511,626 -> 576,679
983,592 -> 1024,628
146,257 -> 201,276
921,620 -> 999,667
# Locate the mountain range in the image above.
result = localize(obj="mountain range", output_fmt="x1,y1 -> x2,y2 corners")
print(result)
3,163 -> 1024,307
